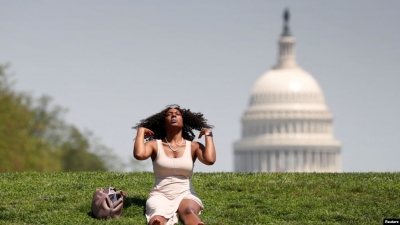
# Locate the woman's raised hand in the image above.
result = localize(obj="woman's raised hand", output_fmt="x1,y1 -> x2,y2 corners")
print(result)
139,127 -> 154,138
198,129 -> 212,139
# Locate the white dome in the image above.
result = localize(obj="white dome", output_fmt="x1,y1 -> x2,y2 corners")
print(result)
252,67 -> 323,96
234,9 -> 341,173
247,27 -> 327,110
249,66 -> 327,109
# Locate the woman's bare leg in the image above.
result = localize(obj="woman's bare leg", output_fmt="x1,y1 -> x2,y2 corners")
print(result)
149,215 -> 167,225
177,199 -> 204,225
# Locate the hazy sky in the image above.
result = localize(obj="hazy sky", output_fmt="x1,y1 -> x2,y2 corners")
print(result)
1,1 -> 399,172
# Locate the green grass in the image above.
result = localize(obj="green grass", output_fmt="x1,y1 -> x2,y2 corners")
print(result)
0,172 -> 399,225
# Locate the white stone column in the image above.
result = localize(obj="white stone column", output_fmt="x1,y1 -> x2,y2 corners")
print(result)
328,152 -> 335,172
333,152 -> 338,172
312,152 -> 316,172
306,151 -> 313,172
246,151 -> 252,172
316,151 -> 321,172
322,152 -> 328,172
252,151 -> 259,172
261,151 -> 267,172
241,152 -> 246,172
296,150 -> 304,172
270,151 -> 276,172
288,151 -> 294,172
310,121 -> 315,133
288,123 -> 294,133
281,124 -> 286,134
301,151 -> 306,172
273,124 -> 278,136
304,121 -> 309,133
279,151 -> 285,172
296,122 -> 300,133
239,152 -> 244,172
332,152 -> 337,172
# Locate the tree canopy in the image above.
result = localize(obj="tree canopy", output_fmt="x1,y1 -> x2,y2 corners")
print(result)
0,64 -> 125,172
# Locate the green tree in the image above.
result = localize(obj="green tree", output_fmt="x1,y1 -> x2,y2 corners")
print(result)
0,64 -> 123,172
59,126 -> 107,171
0,64 -> 61,171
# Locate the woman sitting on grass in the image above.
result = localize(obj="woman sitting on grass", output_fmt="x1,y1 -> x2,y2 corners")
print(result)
133,104 -> 216,225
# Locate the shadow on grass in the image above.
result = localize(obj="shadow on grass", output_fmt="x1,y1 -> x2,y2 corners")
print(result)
124,196 -> 146,208
124,196 -> 147,215
87,211 -> 96,219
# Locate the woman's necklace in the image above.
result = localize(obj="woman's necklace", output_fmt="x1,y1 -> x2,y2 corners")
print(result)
164,137 -> 184,152
165,137 -> 184,174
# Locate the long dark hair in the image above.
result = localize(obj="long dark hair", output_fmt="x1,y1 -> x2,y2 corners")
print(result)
133,104 -> 213,141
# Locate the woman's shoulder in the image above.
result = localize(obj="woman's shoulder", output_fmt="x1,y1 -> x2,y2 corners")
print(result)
190,140 -> 204,149
145,139 -> 159,146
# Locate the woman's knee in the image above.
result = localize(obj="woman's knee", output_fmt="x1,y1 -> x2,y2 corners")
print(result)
178,207 -> 201,222
182,207 -> 197,215
149,215 -> 167,225
178,199 -> 201,214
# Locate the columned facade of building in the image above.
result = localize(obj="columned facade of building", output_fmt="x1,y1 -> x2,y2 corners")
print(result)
233,10 -> 341,172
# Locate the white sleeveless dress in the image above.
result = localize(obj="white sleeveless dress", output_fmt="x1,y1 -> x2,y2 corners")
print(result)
145,139 -> 204,225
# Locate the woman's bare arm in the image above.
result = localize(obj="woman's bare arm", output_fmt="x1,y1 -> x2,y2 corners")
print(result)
133,127 -> 155,160
195,129 -> 216,165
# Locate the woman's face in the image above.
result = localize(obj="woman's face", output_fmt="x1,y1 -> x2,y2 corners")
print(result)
164,108 -> 184,128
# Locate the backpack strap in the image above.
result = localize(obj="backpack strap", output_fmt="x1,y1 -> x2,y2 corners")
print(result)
108,204 -> 113,220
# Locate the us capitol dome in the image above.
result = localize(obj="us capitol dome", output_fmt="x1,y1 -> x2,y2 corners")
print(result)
233,9 -> 341,172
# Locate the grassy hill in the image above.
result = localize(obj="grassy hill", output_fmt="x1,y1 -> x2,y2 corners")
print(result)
0,172 -> 399,224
